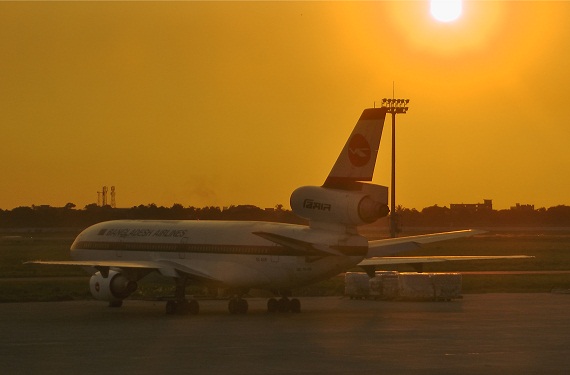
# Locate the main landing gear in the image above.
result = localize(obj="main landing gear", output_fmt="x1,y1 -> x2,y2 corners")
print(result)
163,280 -> 301,315
228,289 -> 301,314
165,299 -> 199,315
228,296 -> 301,314
165,276 -> 200,315
227,288 -> 249,314
228,296 -> 248,314
267,290 -> 301,313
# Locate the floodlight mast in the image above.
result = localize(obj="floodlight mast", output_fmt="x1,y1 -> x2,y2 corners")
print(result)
381,98 -> 409,238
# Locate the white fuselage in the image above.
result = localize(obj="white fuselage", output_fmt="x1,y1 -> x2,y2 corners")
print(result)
71,220 -> 368,290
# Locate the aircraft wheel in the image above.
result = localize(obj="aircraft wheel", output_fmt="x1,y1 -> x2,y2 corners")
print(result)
290,298 -> 301,313
166,300 -> 177,314
228,298 -> 238,314
165,300 -> 196,315
277,297 -> 291,313
237,298 -> 248,314
267,298 -> 278,313
189,299 -> 200,315
176,300 -> 190,315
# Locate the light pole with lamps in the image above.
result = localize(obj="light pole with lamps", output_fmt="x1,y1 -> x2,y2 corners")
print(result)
381,98 -> 409,238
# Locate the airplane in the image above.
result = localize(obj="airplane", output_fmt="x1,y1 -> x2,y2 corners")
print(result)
28,107 -> 530,315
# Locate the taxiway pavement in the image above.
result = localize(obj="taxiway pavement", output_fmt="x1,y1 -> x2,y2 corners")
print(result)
2,294 -> 570,374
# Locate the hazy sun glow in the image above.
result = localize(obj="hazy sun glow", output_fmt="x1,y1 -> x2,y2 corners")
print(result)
430,0 -> 463,22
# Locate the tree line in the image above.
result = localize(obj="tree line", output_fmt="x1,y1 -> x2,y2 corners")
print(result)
393,204 -> 570,229
0,204 -> 303,229
1,203 -> 570,229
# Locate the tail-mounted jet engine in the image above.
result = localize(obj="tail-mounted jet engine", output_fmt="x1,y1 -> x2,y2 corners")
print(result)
290,183 -> 389,227
89,270 -> 138,306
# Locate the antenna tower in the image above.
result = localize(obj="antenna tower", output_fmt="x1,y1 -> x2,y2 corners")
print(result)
110,186 -> 116,208
102,186 -> 108,206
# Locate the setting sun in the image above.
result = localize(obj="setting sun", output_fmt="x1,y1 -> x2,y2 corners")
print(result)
430,0 -> 462,22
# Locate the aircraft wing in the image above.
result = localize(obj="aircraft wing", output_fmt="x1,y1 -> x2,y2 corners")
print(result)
359,255 -> 533,267
361,230 -> 532,272
27,260 -> 160,268
366,229 -> 485,257
25,260 -> 215,281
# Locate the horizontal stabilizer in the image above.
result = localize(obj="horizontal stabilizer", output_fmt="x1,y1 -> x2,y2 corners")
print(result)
366,230 -> 485,257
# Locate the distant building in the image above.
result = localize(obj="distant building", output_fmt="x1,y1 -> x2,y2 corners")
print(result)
510,203 -> 535,211
32,205 -> 52,210
450,199 -> 493,213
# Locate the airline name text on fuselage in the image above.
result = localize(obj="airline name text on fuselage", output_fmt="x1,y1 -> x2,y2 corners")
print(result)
99,228 -> 188,238
303,199 -> 332,211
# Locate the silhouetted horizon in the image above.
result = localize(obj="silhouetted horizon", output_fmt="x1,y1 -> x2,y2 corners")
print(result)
2,202 -> 570,229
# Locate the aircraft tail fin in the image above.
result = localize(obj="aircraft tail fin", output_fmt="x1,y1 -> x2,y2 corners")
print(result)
323,108 -> 387,189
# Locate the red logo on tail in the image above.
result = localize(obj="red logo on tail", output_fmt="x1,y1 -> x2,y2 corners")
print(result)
348,134 -> 371,167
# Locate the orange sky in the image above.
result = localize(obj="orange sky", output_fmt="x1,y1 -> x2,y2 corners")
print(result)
1,1 -> 569,211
